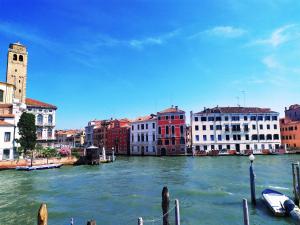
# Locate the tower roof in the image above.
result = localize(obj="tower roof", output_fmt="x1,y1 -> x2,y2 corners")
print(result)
26,98 -> 57,110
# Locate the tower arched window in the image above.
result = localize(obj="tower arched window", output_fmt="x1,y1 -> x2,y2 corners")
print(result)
0,90 -> 4,102
37,114 -> 43,125
47,128 -> 52,138
48,115 -> 53,125
13,54 -> 17,61
37,128 -> 43,139
19,55 -> 23,61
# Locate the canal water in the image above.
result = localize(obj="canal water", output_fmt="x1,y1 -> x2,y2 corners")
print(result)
0,155 -> 299,225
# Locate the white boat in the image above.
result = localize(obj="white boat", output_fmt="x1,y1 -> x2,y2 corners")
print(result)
262,189 -> 289,216
16,164 -> 63,171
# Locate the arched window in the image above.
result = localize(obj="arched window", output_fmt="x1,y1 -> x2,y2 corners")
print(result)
19,55 -> 23,61
37,128 -> 43,139
13,54 -> 17,61
37,114 -> 43,125
0,90 -> 4,102
48,115 -> 53,124
47,128 -> 52,138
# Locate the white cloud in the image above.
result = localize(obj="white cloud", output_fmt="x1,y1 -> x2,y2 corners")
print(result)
250,24 -> 300,47
200,26 -> 246,38
262,55 -> 281,69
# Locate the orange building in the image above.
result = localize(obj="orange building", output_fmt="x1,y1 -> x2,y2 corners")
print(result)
280,118 -> 300,149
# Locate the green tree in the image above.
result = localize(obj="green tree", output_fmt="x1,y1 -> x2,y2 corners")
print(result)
17,112 -> 37,166
41,147 -> 57,164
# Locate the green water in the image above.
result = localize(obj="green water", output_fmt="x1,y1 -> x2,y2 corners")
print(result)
0,155 -> 299,225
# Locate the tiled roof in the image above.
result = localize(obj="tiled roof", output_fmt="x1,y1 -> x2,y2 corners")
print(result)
288,104 -> 300,110
131,114 -> 156,123
0,104 -> 13,108
26,98 -> 57,109
197,106 -> 277,114
158,106 -> 185,114
0,121 -> 14,126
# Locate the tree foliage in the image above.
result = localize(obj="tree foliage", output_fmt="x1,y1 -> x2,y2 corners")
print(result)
17,112 -> 37,155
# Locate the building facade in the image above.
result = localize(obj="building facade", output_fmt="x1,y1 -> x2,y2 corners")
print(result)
157,106 -> 187,156
55,129 -> 85,148
85,120 -> 102,147
106,119 -> 130,155
285,104 -> 300,121
130,114 -> 157,155
26,98 -> 57,147
191,107 -> 281,154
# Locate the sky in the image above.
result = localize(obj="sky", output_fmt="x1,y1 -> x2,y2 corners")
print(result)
0,0 -> 300,129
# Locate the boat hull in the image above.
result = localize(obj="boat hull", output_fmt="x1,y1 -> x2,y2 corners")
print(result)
16,164 -> 63,171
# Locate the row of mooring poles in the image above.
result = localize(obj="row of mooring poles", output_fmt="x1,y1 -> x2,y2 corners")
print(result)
138,186 -> 180,225
292,162 -> 300,206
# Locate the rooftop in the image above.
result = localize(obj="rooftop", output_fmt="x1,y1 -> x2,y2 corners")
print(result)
131,114 -> 157,123
26,98 -> 57,110
0,121 -> 14,127
197,106 -> 277,114
158,106 -> 185,114
288,104 -> 300,110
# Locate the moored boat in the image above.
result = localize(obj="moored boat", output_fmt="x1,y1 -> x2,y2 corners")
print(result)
16,164 -> 63,171
262,189 -> 289,216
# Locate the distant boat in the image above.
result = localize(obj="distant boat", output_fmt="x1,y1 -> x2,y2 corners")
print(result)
16,164 -> 63,171
262,189 -> 289,216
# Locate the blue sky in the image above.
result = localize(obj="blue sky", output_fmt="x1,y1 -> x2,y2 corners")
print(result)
1,0 -> 300,129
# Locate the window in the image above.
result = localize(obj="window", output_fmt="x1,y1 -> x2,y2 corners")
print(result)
152,123 -> 155,129
210,125 -> 214,130
208,117 -> 214,121
165,140 -> 169,145
47,129 -> 52,138
252,135 -> 258,140
137,124 -> 140,130
171,115 -> 174,120
195,135 -> 200,141
210,135 -> 214,141
216,125 -> 222,130
218,135 -> 222,141
203,135 -> 207,141
232,116 -> 240,121
4,132 -> 11,142
180,115 -> 184,119
232,125 -> 241,132
225,125 -> 229,132
201,117 -> 207,121
216,117 -> 221,121
202,125 -> 206,130
252,125 -> 256,130
226,135 -> 230,141
195,125 -> 199,131
146,124 -> 148,129
245,134 -> 249,140
259,134 -> 265,140
224,116 -> 229,121
267,124 -> 270,130
259,124 -> 263,130
153,134 -> 155,141
0,90 -> 3,102
244,116 -> 248,121
141,124 -> 144,130
19,55 -> 23,61
180,126 -> 184,134
37,114 -> 43,125
158,126 -> 161,134
132,125 -> 134,131
250,116 -> 256,121
172,138 -> 176,145
218,145 -> 222,150
246,145 -> 250,150
166,126 -> 169,134
158,116 -> 161,120
267,134 -> 272,140
194,117 -> 198,121
272,116 -> 278,121
273,134 -> 279,140
211,145 -> 215,150
227,145 -> 230,150
204,145 -> 208,150
37,128 -> 42,139
48,115 -> 53,124
274,124 -> 278,129
13,54 -> 17,60
265,116 -> 271,121
171,126 -> 175,134
244,124 -> 249,132
258,116 -> 263,121
166,116 -> 169,120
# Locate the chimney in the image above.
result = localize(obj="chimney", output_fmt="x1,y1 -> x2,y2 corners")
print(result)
171,105 -> 174,108
175,106 -> 178,110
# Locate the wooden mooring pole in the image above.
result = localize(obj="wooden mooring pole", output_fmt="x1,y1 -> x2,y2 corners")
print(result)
243,198 -> 250,225
38,203 -> 48,225
292,162 -> 300,205
162,186 -> 170,225
249,156 -> 256,205
175,199 -> 180,225
138,217 -> 143,225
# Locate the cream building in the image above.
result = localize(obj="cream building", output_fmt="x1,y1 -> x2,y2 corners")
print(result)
191,106 -> 281,154
130,114 -> 157,155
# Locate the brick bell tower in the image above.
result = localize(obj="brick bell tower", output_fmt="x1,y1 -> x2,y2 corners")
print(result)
6,42 -> 28,103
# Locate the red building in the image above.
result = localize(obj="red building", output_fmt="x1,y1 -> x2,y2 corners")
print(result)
106,118 -> 131,155
157,106 -> 187,155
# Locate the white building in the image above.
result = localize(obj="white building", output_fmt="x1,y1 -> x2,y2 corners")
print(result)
85,120 -> 102,147
130,114 -> 157,155
26,98 -> 57,147
191,107 -> 281,154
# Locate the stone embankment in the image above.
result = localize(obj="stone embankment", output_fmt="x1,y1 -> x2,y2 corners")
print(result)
0,156 -> 78,170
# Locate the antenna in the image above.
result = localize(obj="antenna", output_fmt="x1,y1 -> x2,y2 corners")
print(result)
236,96 -> 240,106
